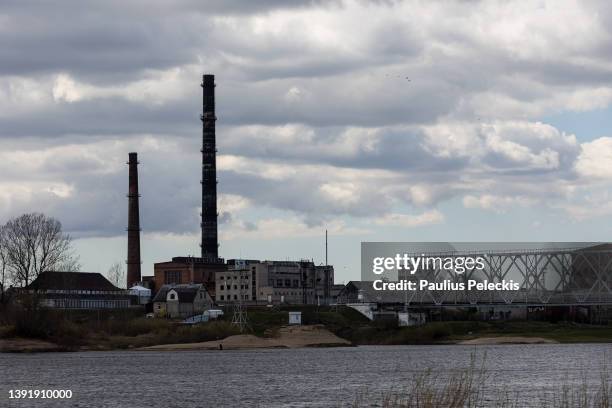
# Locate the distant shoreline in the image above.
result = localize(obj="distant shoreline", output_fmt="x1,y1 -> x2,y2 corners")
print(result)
3,314 -> 612,353
457,336 -> 558,345
5,334 -> 608,353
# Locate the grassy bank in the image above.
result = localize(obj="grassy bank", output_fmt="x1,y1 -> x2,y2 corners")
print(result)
1,301 -> 612,351
104,319 -> 612,348
0,300 -> 240,351
248,306 -> 612,345
355,320 -> 612,345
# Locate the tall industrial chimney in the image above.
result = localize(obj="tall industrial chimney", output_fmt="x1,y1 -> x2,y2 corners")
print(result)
127,152 -> 142,287
200,74 -> 219,261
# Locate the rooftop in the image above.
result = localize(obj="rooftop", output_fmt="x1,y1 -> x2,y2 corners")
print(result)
152,283 -> 206,303
25,271 -> 120,292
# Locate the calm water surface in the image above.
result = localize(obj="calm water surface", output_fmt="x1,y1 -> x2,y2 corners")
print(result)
0,344 -> 610,407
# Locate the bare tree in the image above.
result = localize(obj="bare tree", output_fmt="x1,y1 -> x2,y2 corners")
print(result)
0,225 -> 7,300
107,261 -> 126,289
2,213 -> 80,287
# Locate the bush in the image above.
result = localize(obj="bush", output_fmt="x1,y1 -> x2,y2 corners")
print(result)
3,295 -> 88,348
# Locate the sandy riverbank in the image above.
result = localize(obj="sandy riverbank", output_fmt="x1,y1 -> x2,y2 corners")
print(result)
139,325 -> 352,351
458,336 -> 558,345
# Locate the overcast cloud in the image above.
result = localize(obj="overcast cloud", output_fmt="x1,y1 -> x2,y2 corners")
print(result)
3,0 -> 612,277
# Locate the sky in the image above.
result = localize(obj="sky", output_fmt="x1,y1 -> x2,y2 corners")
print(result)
3,0 -> 612,283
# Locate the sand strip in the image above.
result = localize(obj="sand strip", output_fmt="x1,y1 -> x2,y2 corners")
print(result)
139,325 -> 351,351
458,336 -> 558,345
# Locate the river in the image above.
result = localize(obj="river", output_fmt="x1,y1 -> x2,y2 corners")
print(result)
0,344 -> 609,407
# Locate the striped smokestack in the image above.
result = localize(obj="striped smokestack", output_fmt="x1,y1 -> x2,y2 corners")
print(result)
127,152 -> 141,287
200,74 -> 219,261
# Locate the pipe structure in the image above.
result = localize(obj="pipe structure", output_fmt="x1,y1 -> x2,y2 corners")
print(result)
200,74 -> 219,261
127,152 -> 142,287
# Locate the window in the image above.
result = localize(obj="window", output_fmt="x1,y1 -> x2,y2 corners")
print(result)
164,271 -> 181,284
220,276 -> 224,280
234,285 -> 237,290
285,279 -> 291,287
169,293 -> 176,300
220,285 -> 224,290
234,295 -> 238,300
220,295 -> 224,300
276,279 -> 283,287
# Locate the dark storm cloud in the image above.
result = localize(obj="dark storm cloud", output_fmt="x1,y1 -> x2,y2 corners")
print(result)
0,5 -> 202,80
0,0 -> 341,80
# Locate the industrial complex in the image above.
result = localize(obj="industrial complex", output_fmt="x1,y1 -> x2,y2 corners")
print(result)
13,74 -> 612,328
128,74 -> 338,314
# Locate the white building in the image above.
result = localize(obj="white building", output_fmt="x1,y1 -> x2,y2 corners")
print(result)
129,285 -> 151,305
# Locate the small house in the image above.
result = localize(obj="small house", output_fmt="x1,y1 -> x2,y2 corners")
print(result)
153,284 -> 213,318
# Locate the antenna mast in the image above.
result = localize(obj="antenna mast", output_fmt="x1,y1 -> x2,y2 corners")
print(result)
325,229 -> 328,266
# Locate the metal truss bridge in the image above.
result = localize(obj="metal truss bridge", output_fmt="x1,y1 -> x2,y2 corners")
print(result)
377,245 -> 612,307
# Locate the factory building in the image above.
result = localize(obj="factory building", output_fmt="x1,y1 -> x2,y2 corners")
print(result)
216,260 -> 334,305
215,259 -> 258,302
149,75 -> 337,306
153,257 -> 225,299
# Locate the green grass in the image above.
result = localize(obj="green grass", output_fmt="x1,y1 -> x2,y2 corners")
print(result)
481,321 -> 612,343
245,307 -> 612,345
4,297 -> 612,350
379,321 -> 612,345
98,321 -> 241,349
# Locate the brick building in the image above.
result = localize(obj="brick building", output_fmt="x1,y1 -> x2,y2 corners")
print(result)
153,257 -> 226,299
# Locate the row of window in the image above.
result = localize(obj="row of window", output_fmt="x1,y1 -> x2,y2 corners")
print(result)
218,295 -> 249,301
275,279 -> 300,288
46,299 -> 129,309
34,290 -> 126,295
219,285 -> 249,291
218,275 -> 249,280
